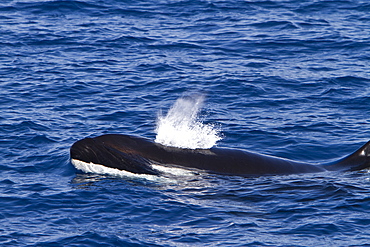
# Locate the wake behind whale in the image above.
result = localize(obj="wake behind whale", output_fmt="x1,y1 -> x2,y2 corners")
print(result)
70,95 -> 370,178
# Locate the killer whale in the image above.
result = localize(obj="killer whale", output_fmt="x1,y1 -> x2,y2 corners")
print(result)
70,134 -> 370,177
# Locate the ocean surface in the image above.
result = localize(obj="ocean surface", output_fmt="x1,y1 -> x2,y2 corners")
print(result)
1,0 -> 370,246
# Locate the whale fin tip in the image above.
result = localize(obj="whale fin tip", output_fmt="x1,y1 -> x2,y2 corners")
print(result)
324,140 -> 370,171
359,140 -> 370,157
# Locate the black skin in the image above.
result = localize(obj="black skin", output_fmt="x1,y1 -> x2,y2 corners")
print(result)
70,134 -> 370,177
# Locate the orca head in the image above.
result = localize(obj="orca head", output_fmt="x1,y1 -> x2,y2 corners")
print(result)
70,136 -> 160,175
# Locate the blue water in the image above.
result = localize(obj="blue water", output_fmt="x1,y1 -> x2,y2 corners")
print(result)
1,0 -> 370,246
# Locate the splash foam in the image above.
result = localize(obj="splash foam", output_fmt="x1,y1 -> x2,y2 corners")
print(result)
155,94 -> 221,149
